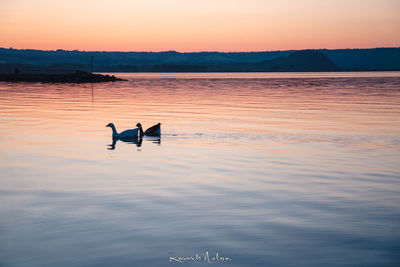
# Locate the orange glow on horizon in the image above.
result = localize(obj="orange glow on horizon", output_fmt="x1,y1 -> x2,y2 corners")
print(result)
0,0 -> 399,52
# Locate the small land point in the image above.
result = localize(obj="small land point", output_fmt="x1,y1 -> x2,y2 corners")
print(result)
0,70 -> 124,83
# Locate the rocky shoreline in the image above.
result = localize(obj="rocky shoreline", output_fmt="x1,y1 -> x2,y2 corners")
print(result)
0,70 -> 124,83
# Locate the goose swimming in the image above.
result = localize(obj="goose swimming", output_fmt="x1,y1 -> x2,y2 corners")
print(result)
144,123 -> 161,136
106,123 -> 143,139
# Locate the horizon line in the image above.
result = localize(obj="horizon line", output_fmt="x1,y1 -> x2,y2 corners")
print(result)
1,46 -> 399,54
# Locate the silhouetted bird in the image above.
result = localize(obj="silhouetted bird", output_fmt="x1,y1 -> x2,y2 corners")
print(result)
106,122 -> 143,139
144,123 -> 161,136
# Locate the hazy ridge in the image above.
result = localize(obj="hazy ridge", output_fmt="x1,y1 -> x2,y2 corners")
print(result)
0,47 -> 399,72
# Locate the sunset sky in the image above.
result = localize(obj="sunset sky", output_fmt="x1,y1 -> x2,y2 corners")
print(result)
0,0 -> 399,52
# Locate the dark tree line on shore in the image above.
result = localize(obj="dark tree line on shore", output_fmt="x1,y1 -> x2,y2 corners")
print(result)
1,47 -> 399,72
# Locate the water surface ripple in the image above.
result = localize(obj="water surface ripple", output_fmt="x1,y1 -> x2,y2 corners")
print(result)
0,72 -> 400,266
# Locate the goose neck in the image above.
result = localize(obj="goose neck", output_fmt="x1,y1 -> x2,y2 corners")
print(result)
110,125 -> 118,135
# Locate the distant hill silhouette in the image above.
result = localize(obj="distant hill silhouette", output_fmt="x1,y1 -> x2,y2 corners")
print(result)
256,50 -> 339,71
322,48 -> 400,71
0,47 -> 399,72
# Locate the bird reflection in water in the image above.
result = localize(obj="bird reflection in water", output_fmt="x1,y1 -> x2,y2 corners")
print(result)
108,136 -> 142,150
107,136 -> 160,150
145,136 -> 161,145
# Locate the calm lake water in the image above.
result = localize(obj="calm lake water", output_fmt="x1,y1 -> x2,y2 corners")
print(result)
1,72 -> 400,266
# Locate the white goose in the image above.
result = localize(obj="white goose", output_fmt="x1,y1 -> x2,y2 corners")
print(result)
106,123 -> 143,139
